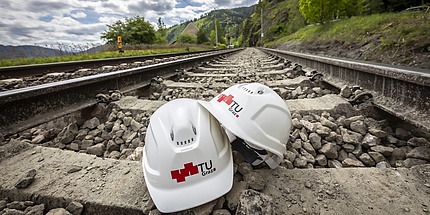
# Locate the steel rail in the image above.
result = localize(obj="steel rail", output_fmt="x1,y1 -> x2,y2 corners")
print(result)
260,47 -> 430,131
0,50 -> 217,79
0,49 -> 242,135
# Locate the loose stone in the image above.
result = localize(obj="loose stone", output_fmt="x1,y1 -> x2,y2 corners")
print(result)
15,169 -> 36,188
342,158 -> 365,167
243,172 -> 266,191
359,153 -> 376,166
395,128 -> 412,140
362,133 -> 380,148
406,146 -> 430,161
66,202 -> 84,215
319,142 -> 338,159
236,190 -> 273,215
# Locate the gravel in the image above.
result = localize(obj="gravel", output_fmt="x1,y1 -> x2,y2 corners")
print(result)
285,111 -> 429,169
2,48 -> 430,215
0,199 -> 84,215
0,54 -> 207,92
4,48 -> 429,178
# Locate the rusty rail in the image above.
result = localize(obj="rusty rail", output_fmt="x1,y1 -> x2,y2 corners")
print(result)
0,49 -> 242,135
261,47 -> 430,131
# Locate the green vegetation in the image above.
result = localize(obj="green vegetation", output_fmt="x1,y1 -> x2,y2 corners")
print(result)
267,11 -> 430,52
268,0 -> 305,39
101,16 -> 165,45
237,0 -> 306,46
156,18 -> 168,45
165,6 -> 255,44
240,0 -> 429,47
6,0 -> 428,67
176,34 -> 197,44
299,0 -> 367,25
0,45 -> 210,67
210,19 -> 227,45
197,28 -> 209,44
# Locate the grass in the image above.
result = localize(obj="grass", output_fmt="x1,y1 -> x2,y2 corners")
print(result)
0,44 -> 211,67
266,11 -> 430,51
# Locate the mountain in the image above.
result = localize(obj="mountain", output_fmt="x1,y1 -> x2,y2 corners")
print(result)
165,6 -> 255,44
0,45 -> 66,60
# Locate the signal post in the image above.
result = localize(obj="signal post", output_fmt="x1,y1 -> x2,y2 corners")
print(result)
118,36 -> 124,56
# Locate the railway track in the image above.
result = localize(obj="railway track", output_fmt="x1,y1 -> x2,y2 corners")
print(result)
261,47 -> 430,133
0,48 -> 429,214
0,49 -> 240,135
0,50 -> 216,80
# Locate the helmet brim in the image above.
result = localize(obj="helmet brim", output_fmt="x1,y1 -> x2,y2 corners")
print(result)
198,100 -> 285,160
142,146 -> 234,213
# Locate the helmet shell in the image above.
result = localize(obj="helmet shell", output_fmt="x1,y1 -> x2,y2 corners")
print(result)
142,99 -> 233,213
199,83 -> 292,159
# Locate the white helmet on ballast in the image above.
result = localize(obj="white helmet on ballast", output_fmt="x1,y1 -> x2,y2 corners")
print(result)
142,98 -> 233,213
199,83 -> 292,169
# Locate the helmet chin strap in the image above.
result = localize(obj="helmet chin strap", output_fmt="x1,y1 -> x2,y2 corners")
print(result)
230,138 -> 281,169
252,150 -> 282,169
231,138 -> 261,164
223,126 -> 282,169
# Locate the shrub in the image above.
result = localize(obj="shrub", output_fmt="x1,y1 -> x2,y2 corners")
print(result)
176,34 -> 197,44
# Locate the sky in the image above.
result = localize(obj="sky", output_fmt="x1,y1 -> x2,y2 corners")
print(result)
0,0 -> 258,47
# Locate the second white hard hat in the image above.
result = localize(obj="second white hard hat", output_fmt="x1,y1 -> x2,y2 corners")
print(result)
199,83 -> 292,168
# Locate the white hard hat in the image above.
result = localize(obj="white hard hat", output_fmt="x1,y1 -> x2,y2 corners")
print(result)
198,83 -> 292,169
142,98 -> 233,213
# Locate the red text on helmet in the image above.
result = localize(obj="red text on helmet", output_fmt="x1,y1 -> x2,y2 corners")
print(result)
171,160 -> 216,183
217,94 -> 243,118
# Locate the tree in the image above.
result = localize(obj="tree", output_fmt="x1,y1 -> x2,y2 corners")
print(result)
341,0 -> 368,17
155,17 -> 167,44
101,19 -> 125,44
363,0 -> 385,14
176,34 -> 197,44
210,30 -> 216,44
237,34 -> 244,47
299,0 -> 368,24
197,28 -> 209,44
299,0 -> 341,24
101,16 -> 157,44
384,0 -> 427,12
211,19 -> 227,45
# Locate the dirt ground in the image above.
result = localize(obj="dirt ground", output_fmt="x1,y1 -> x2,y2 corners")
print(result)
256,165 -> 430,215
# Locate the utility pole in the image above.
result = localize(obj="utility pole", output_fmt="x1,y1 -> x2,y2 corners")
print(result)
215,9 -> 218,49
214,9 -> 230,49
261,7 -> 264,47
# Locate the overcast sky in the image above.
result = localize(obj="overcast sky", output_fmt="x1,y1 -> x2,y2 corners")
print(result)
0,0 -> 257,47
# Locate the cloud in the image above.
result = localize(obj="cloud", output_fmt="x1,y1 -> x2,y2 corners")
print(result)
65,24 -> 107,36
213,0 -> 257,7
27,1 -> 71,11
0,0 -> 256,46
78,0 -> 109,2
99,15 -> 123,24
8,25 -> 38,38
51,16 -> 82,26
128,0 -> 175,14
71,12 -> 87,19
101,2 -> 118,10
